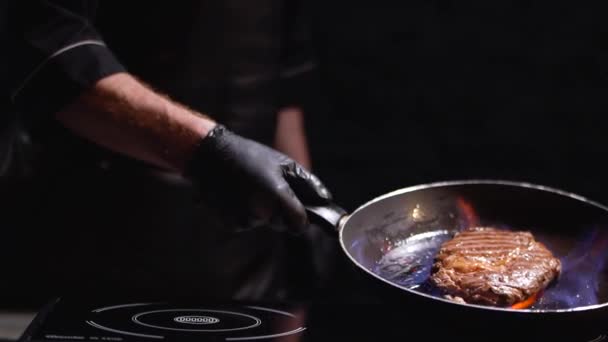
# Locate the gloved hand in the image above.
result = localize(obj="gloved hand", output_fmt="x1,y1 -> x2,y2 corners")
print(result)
184,124 -> 332,233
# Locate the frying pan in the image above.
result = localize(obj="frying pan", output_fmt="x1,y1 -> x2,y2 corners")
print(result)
305,180 -> 608,338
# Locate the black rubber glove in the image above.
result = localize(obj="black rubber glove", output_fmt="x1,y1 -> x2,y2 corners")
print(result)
185,124 -> 332,233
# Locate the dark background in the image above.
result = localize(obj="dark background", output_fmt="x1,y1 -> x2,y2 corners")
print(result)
3,1 -> 608,308
307,1 -> 608,211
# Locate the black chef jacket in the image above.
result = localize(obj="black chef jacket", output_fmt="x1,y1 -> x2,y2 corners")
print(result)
3,0 -> 326,305
9,1 -> 124,129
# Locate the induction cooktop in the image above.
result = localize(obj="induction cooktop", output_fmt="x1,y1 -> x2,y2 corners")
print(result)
16,298 -> 608,342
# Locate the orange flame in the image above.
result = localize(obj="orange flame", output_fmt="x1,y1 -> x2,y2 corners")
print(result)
456,197 -> 479,227
511,291 -> 542,310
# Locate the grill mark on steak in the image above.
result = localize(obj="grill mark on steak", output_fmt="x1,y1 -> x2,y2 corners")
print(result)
430,227 -> 561,306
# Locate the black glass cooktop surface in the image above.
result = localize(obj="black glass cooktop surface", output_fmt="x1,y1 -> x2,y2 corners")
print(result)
17,298 -> 608,342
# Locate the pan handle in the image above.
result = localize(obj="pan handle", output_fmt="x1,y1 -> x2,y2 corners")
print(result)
305,203 -> 349,234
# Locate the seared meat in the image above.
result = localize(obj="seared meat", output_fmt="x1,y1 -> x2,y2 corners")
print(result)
430,227 -> 561,306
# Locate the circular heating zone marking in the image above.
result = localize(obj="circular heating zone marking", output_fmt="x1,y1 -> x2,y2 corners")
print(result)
132,309 -> 261,332
87,303 -> 307,341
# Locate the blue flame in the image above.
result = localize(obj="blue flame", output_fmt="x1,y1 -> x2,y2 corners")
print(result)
534,228 -> 608,310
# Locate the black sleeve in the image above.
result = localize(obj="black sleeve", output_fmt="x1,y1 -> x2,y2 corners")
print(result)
8,0 -> 126,124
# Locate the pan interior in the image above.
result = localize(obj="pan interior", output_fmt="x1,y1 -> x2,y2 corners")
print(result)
341,181 -> 608,311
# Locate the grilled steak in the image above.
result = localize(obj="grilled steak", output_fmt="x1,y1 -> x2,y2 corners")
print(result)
430,227 -> 561,306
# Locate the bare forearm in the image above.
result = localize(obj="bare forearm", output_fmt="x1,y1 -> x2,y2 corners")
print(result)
274,106 -> 311,169
55,73 -> 216,171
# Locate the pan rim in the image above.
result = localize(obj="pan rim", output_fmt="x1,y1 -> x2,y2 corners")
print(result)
338,178 -> 608,314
